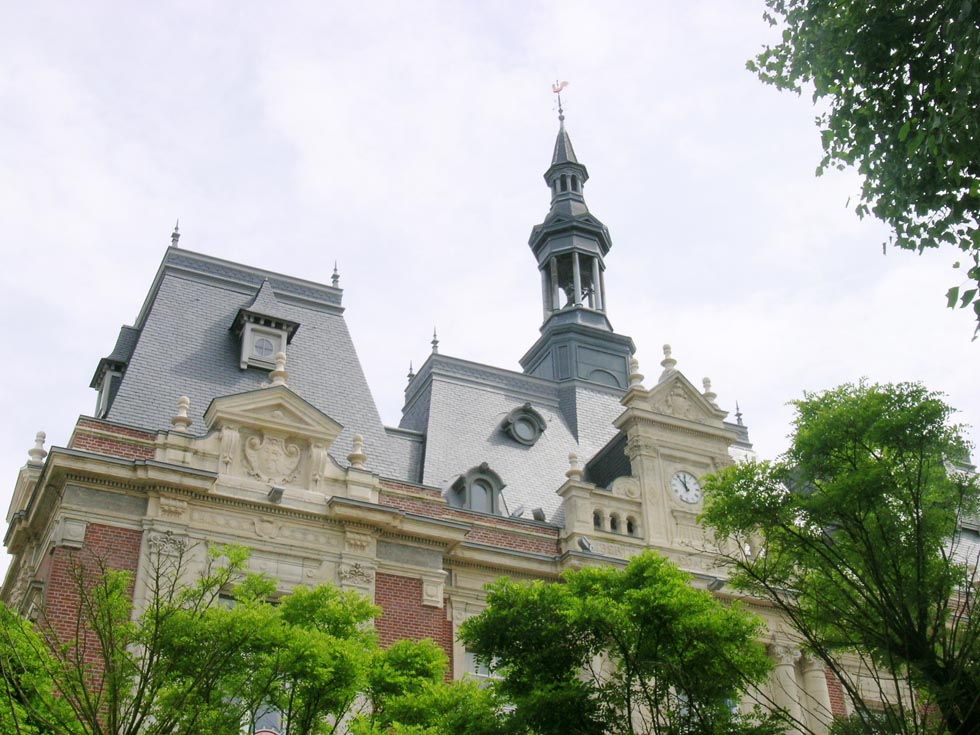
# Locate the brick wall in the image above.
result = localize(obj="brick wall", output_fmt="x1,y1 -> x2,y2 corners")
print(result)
69,418 -> 156,460
826,669 -> 847,717
42,524 -> 143,665
374,572 -> 453,678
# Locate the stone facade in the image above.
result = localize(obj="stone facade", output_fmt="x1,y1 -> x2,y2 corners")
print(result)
2,120 -> 848,734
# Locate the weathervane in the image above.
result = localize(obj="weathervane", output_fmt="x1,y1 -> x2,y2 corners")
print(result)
552,79 -> 569,122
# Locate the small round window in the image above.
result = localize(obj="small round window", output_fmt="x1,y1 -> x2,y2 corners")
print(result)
254,337 -> 275,357
512,418 -> 537,442
502,403 -> 546,446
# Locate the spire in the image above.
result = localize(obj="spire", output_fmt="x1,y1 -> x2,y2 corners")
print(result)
552,123 -> 579,166
521,92 -> 635,391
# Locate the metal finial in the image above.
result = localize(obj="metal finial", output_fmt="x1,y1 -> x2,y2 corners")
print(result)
331,261 -> 340,288
552,80 -> 569,123
171,220 -> 180,248
431,327 -> 439,354
407,361 -> 415,382
735,401 -> 744,426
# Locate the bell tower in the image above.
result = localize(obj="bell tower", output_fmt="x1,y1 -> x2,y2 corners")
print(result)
520,110 -> 635,391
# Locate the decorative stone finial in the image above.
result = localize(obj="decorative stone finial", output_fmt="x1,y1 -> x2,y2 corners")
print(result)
702,377 -> 718,407
171,220 -> 180,248
735,401 -> 744,426
407,361 -> 415,383
431,328 -> 439,354
270,352 -> 288,386
628,357 -> 645,389
171,396 -> 192,432
331,261 -> 340,288
659,343 -> 677,380
566,452 -> 583,481
348,434 -> 367,469
28,431 -> 47,464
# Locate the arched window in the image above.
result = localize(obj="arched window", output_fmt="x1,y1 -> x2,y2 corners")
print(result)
626,516 -> 637,536
571,175 -> 579,192
448,463 -> 506,515
609,513 -> 621,533
593,509 -> 604,530
560,174 -> 568,192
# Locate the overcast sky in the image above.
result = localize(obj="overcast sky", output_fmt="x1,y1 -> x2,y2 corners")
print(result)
2,2 -> 976,580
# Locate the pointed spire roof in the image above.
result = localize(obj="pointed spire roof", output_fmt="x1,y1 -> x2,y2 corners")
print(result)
551,122 -> 579,165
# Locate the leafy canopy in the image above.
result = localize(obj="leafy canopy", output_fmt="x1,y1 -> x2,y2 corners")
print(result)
460,550 -> 783,735
701,381 -> 980,735
0,542 -> 502,735
750,1 -> 980,332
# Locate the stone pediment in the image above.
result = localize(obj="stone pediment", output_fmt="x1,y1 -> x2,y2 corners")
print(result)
644,372 -> 727,426
201,386 -> 347,490
203,385 -> 343,444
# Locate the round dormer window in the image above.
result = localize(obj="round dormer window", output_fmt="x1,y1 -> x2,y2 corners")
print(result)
512,417 -> 537,443
501,403 -> 547,446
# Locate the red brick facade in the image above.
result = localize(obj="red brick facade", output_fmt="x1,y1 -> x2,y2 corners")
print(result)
69,418 -> 156,460
374,572 -> 454,677
826,669 -> 847,717
42,524 -> 143,658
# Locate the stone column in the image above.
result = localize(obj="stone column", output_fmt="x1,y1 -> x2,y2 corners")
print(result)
771,645 -> 803,735
550,258 -> 561,309
541,269 -> 551,319
572,253 -> 582,306
801,655 -> 833,735
591,257 -> 603,310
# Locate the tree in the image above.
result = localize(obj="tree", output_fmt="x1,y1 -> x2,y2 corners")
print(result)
459,550 -> 784,735
749,2 -> 980,332
0,541 -> 498,735
701,381 -> 980,735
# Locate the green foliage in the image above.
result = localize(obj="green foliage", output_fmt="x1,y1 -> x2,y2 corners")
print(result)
0,542 -> 496,735
750,1 -> 980,333
460,551 -> 784,735
352,678 -> 503,735
701,381 -> 980,735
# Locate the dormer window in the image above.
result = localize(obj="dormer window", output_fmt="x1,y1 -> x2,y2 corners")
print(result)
501,403 -> 547,446
230,280 -> 300,370
449,463 -> 506,515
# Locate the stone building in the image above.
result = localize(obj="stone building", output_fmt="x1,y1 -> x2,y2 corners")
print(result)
2,119 -> 843,732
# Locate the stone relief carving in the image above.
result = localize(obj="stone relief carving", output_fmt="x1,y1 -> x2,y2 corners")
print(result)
653,384 -> 701,420
339,562 -> 374,586
344,531 -> 373,553
219,425 -> 241,473
243,433 -> 301,484
159,496 -> 188,518
609,476 -> 640,499
253,518 -> 279,539
422,580 -> 444,607
146,530 -> 188,557
310,441 -> 330,489
625,435 -> 657,460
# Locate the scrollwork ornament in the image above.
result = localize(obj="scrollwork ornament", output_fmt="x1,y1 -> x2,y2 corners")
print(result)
243,433 -> 301,484
339,562 -> 374,586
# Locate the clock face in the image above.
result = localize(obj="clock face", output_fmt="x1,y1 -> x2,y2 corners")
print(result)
670,471 -> 702,504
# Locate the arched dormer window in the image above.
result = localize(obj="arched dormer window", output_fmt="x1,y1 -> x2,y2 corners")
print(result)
449,463 -> 506,515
